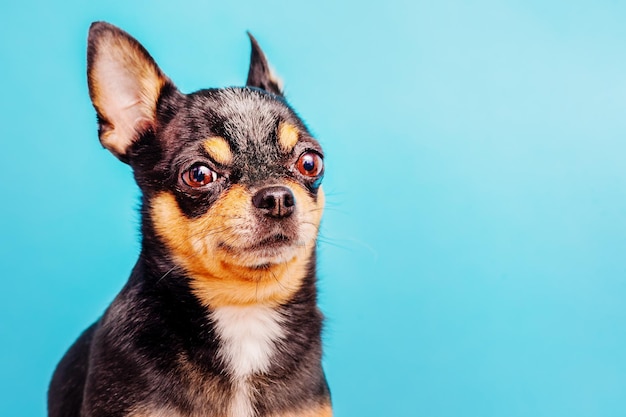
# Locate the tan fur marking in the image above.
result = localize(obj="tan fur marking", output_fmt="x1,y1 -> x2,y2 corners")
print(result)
278,122 -> 300,152
203,136 -> 234,165
151,183 -> 324,307
270,402 -> 333,417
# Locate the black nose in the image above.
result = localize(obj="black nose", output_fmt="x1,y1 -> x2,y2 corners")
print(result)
252,186 -> 295,218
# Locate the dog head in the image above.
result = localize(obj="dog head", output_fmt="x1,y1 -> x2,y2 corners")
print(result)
87,22 -> 325,307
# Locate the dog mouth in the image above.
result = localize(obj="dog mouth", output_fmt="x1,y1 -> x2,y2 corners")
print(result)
217,232 -> 299,265
249,233 -> 292,249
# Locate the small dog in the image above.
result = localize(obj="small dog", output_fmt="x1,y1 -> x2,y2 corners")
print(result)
48,22 -> 331,417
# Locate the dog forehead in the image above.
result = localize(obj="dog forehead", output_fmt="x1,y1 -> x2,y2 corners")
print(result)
162,87 -> 307,176
211,88 -> 291,150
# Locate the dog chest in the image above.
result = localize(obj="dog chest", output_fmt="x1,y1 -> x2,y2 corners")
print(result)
211,305 -> 285,417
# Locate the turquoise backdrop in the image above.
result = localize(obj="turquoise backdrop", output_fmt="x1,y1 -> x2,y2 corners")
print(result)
1,1 -> 625,416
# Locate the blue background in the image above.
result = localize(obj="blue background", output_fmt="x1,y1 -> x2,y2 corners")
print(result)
1,1 -> 625,416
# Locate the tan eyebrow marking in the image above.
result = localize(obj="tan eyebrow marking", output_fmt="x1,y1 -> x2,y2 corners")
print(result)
203,136 -> 233,165
278,122 -> 299,152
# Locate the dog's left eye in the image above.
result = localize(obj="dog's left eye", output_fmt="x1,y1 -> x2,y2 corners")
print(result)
296,151 -> 324,178
181,164 -> 217,188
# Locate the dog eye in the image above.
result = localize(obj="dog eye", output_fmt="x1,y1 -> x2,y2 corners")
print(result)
181,164 -> 217,188
296,151 -> 324,177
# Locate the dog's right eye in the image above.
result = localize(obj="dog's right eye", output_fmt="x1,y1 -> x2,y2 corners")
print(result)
181,164 -> 217,188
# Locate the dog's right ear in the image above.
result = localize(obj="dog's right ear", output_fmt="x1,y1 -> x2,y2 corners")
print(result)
87,22 -> 171,162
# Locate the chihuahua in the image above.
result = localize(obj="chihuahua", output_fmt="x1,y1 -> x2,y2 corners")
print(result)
48,22 -> 331,417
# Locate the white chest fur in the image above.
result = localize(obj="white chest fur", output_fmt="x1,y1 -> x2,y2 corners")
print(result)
211,305 -> 285,417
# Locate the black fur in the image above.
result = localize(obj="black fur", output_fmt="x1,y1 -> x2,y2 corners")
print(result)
48,22 -> 330,417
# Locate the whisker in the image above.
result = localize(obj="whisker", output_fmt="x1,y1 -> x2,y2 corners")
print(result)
268,266 -> 286,292
156,265 -> 180,285
316,235 -> 379,259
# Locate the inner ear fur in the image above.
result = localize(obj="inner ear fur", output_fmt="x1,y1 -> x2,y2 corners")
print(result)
87,21 -> 171,162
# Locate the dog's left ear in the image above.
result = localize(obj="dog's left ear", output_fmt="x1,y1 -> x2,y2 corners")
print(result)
246,33 -> 284,96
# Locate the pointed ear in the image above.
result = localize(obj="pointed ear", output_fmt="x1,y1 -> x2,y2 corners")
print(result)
87,22 -> 171,162
245,33 -> 284,96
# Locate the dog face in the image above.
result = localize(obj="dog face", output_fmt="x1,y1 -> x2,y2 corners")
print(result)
87,22 -> 325,307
